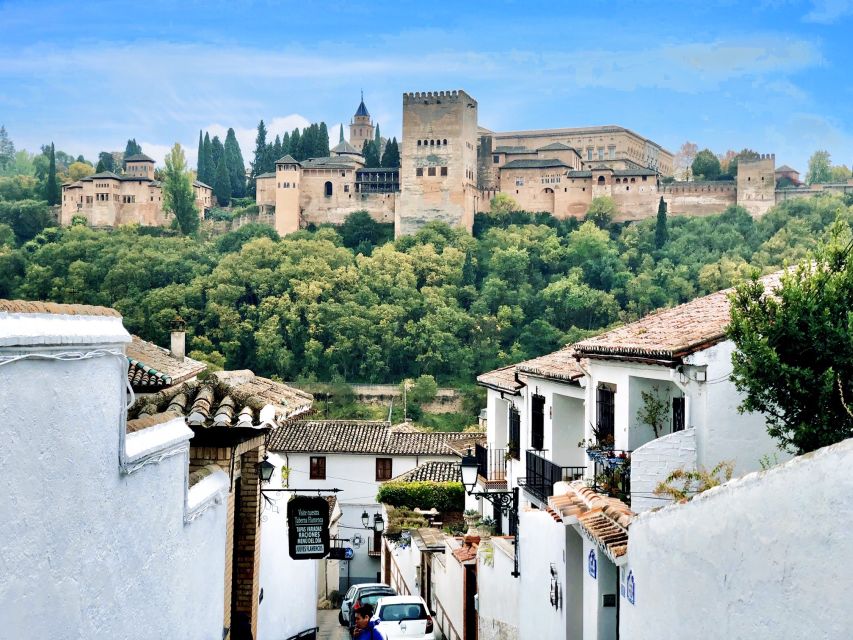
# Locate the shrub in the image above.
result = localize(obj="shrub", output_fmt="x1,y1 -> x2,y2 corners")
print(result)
376,481 -> 465,513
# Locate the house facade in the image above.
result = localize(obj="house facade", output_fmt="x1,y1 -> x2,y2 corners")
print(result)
268,420 -> 481,591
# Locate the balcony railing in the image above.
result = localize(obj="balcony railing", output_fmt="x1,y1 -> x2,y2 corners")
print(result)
524,450 -> 586,503
589,449 -> 631,505
475,443 -> 507,487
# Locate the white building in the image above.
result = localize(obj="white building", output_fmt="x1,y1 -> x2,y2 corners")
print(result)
267,420 -> 481,592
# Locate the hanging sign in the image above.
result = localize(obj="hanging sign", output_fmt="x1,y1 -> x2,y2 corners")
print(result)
287,495 -> 330,560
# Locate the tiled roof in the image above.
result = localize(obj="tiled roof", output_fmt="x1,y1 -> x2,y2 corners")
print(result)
302,157 -> 359,169
775,165 -> 798,173
325,495 -> 339,519
256,172 -> 276,179
332,140 -> 360,155
390,461 -> 461,483
567,170 -> 593,178
0,299 -> 120,317
84,171 -> 122,181
493,145 -> 529,154
193,180 -> 212,189
269,420 -> 481,456
129,370 -> 313,430
125,153 -> 155,163
126,335 -> 207,391
574,271 -> 784,363
355,98 -> 370,118
516,347 -> 584,382
613,168 -> 657,177
443,434 -> 487,457
537,142 -> 577,152
276,154 -> 299,164
475,364 -> 524,394
548,481 -> 634,562
452,543 -> 478,563
501,159 -> 571,169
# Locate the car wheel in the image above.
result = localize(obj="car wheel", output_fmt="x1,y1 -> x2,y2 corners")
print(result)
338,610 -> 346,626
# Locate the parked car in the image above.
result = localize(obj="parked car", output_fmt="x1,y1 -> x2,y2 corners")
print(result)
373,595 -> 436,639
339,583 -> 396,626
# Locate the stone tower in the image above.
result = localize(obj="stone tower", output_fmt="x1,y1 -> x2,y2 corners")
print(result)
349,92 -> 374,154
736,153 -> 776,216
397,89 -> 479,236
274,155 -> 301,235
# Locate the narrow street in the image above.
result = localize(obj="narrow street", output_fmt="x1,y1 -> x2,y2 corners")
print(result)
317,610 -> 349,640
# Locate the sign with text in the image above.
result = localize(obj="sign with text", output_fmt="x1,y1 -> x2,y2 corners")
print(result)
287,496 -> 330,560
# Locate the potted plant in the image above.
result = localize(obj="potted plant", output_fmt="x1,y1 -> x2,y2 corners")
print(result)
463,509 -> 480,536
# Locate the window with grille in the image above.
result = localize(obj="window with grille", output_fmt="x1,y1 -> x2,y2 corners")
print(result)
309,456 -> 326,480
376,458 -> 393,481
509,407 -> 521,460
596,386 -> 615,443
531,394 -> 545,451
672,397 -> 686,432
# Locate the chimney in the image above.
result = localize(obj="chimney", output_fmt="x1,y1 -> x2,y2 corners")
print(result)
170,315 -> 186,361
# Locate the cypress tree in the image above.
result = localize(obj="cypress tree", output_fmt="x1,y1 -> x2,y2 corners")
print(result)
211,136 -> 224,176
380,137 -> 400,168
281,132 -> 290,157
339,124 -> 344,144
213,154 -> 231,206
655,196 -> 668,249
45,142 -> 59,205
251,120 -> 268,178
202,133 -> 214,185
224,127 -> 246,198
196,131 -> 206,183
289,128 -> 301,160
319,122 -> 330,157
362,139 -> 380,168
122,139 -> 142,169
374,123 -> 381,147
272,134 -> 282,163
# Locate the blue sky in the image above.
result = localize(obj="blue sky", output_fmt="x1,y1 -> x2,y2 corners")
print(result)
0,0 -> 851,173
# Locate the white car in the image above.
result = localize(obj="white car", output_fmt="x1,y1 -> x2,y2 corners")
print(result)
373,595 -> 436,639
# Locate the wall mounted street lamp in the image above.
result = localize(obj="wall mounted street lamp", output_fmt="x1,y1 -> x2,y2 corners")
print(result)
257,455 -> 276,484
460,449 -> 521,578
362,510 -> 385,532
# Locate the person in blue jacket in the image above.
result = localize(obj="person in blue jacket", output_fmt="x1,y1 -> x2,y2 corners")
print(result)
352,604 -> 385,639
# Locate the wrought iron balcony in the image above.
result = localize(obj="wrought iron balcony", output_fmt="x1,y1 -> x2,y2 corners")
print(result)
524,450 -> 586,503
588,448 -> 631,505
475,443 -> 507,489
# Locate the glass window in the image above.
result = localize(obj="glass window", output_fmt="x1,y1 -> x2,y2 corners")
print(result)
428,167 -> 436,176
376,458 -> 392,481
493,155 -> 500,164
416,168 -> 423,177
440,167 -> 448,176
310,456 -> 326,480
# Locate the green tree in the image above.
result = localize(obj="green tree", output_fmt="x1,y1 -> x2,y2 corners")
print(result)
162,143 -> 199,235
251,120 -> 269,186
213,155 -> 231,206
409,374 -> 438,405
211,136 -> 224,176
585,196 -> 616,228
0,126 -> 14,172
202,133 -> 214,185
318,122 -> 330,157
339,210 -> 381,252
655,197 -> 668,249
0,199 -> 53,242
122,139 -> 142,169
691,149 -> 721,180
44,143 -> 59,205
805,150 -> 832,185
339,124 -> 344,144
289,128 -> 301,160
725,149 -> 760,179
490,193 -> 519,214
728,233 -> 853,453
67,161 -> 95,181
380,137 -> 400,168
362,140 -> 381,168
96,151 -> 115,174
196,131 -> 206,184
224,127 -> 246,198
829,165 -> 851,183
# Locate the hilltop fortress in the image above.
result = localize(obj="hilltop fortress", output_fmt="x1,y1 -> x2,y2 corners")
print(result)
257,89 -> 792,237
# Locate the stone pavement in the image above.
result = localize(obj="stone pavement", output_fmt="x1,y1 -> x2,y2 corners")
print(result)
317,609 -> 350,640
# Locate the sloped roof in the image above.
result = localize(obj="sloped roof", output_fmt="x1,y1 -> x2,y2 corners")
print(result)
502,159 -> 571,170
355,98 -> 370,117
567,170 -> 593,178
389,461 -> 461,483
192,180 -> 212,189
537,142 -> 577,152
276,154 -> 299,165
256,172 -> 276,179
475,364 -> 524,394
84,171 -> 122,181
613,168 -> 657,177
301,157 -> 359,169
548,481 -> 634,563
332,140 -> 361,155
574,271 -> 784,363
124,153 -> 155,163
775,165 -> 799,173
493,145 -> 529,154
126,335 -> 207,391
516,347 -> 584,382
269,420 -> 481,456
128,370 -> 313,431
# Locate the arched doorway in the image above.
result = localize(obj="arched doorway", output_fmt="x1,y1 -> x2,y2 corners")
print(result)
542,187 -> 555,212
324,181 -> 333,197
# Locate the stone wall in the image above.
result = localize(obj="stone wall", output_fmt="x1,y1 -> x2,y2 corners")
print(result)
661,181 -> 737,216
736,154 -> 776,216
629,428 -> 697,513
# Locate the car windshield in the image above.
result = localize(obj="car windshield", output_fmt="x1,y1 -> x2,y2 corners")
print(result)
358,588 -> 394,598
379,603 -> 427,622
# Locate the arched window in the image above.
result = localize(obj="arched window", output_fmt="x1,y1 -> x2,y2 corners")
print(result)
597,176 -> 605,184
630,177 -> 636,183
615,178 -> 621,184
417,140 -> 422,146
443,139 -> 447,145
324,181 -> 333,197
430,140 -> 434,146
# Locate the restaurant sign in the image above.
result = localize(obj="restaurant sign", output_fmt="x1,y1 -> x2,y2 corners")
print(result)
287,495 -> 330,560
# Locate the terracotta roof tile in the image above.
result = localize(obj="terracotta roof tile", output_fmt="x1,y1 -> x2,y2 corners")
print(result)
476,364 -> 524,394
574,271 -> 784,363
126,335 -> 207,391
128,370 -> 312,431
269,420 -> 480,456
452,543 -> 478,563
0,299 -> 120,317
390,461 -> 461,483
516,347 -> 584,381
548,481 -> 634,563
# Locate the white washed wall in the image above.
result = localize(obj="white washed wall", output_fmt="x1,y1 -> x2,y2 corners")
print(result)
433,542 -> 466,640
620,439 -> 853,640
0,319 -> 227,640
477,538 -> 519,640
629,428 -> 697,512
258,453 -> 318,639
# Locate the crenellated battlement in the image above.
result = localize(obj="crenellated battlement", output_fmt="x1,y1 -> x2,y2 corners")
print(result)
403,89 -> 476,106
740,153 -> 775,164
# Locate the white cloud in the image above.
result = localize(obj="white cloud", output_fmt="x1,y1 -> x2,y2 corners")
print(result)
804,0 -> 853,23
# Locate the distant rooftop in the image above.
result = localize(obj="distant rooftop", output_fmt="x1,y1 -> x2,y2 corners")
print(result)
124,153 -> 155,163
